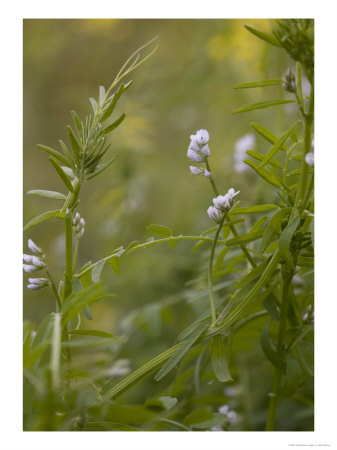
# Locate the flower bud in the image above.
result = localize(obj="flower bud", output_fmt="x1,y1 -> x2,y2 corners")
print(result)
28,239 -> 43,254
23,264 -> 39,273
187,148 -> 203,162
305,151 -> 314,167
204,169 -> 211,179
195,129 -> 209,146
213,194 -> 230,211
23,254 -> 34,263
31,256 -> 45,268
189,166 -> 204,175
199,143 -> 210,156
207,205 -> 223,223
28,277 -> 48,285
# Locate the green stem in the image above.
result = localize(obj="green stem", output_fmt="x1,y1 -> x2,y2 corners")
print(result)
64,213 -> 73,301
45,267 -> 62,312
265,271 -> 292,431
205,159 -> 219,196
72,236 -> 79,273
208,215 -> 226,325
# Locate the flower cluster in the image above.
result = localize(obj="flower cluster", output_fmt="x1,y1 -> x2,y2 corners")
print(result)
233,133 -> 255,173
207,188 -> 240,223
187,129 -> 212,178
23,239 -> 49,290
73,212 -> 85,238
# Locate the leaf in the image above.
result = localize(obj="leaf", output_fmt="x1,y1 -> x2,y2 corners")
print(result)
124,240 -> 140,254
234,79 -> 282,89
250,122 -> 288,151
154,323 -> 206,382
183,407 -> 226,429
244,24 -> 282,47
249,216 -> 268,233
68,329 -> 117,339
71,110 -> 83,135
245,150 -> 283,169
91,260 -> 105,283
244,159 -> 282,187
36,144 -> 69,166
86,155 -> 116,180
145,396 -> 178,411
66,125 -> 82,166
279,218 -> 300,265
215,246 -> 229,270
279,355 -> 302,398
89,97 -> 98,113
225,229 -> 264,246
58,139 -> 74,168
48,157 -> 74,192
99,85 -> 106,105
147,224 -> 172,237
192,240 -> 206,252
109,256 -> 120,275
62,283 -> 105,325
101,81 -> 133,122
23,209 -> 63,232
211,335 -> 233,382
82,305 -> 93,320
233,99 -> 295,114
27,190 -> 66,200
102,113 -> 126,135
260,207 -> 292,252
231,204 -> 278,215
259,122 -> 298,169
260,322 -> 286,372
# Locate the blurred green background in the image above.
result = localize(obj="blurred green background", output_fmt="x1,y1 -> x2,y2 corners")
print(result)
24,19 -> 309,430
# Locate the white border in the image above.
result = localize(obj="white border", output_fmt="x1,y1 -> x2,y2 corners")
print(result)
1,1 -> 337,449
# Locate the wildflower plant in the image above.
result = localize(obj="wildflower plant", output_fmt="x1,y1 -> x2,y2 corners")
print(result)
23,20 -> 314,432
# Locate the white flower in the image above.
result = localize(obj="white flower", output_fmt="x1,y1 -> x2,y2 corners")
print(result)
188,138 -> 200,152
31,256 -> 45,268
23,264 -> 38,273
23,254 -> 34,263
199,143 -> 210,156
189,166 -> 204,175
78,228 -> 85,238
187,148 -> 203,162
28,277 -> 48,285
213,194 -> 230,211
207,205 -> 223,223
305,151 -> 314,167
195,129 -> 209,146
204,169 -> 211,179
227,188 -> 240,203
219,405 -> 238,424
28,239 -> 43,254
234,133 -> 255,173
27,283 -> 41,290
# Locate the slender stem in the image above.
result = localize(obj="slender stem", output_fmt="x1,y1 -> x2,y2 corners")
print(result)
208,215 -> 226,325
72,236 -> 79,273
64,213 -> 73,301
265,272 -> 292,431
205,158 -> 256,267
45,267 -> 62,312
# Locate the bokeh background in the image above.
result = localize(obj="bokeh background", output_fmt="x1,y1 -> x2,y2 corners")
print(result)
24,19 -> 310,430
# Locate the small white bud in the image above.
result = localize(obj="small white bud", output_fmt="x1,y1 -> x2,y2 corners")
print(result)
188,138 -> 200,152
204,169 -> 211,179
23,254 -> 34,263
195,129 -> 209,146
28,239 -> 43,254
27,283 -> 41,290
227,188 -> 240,203
189,166 -> 204,175
79,218 -> 85,228
305,151 -> 314,167
23,264 -> 38,273
31,256 -> 45,268
78,228 -> 85,238
28,277 -> 48,286
199,143 -> 210,156
187,148 -> 203,162
207,205 -> 223,223
213,194 -> 230,211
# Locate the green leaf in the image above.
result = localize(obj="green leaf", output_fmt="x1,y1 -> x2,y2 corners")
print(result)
27,190 -> 66,200
211,335 -> 233,383
124,240 -> 140,254
89,97 -> 98,113
249,216 -> 268,233
66,125 -> 82,166
82,305 -> 93,320
246,150 -> 283,169
183,407 -> 226,429
109,256 -> 120,275
233,99 -> 295,114
36,144 -> 68,166
145,396 -> 178,411
102,113 -> 126,135
192,240 -> 207,252
260,322 -> 286,372
71,110 -> 83,135
260,207 -> 292,253
259,122 -> 298,169
86,155 -> 116,180
58,139 -> 74,168
279,355 -> 302,397
99,85 -> 106,105
147,224 -> 172,237
234,79 -> 282,89
244,24 -> 282,47
225,229 -> 264,246
154,323 -> 206,382
68,329 -> 117,339
215,246 -> 229,270
101,81 -> 133,122
91,260 -> 105,283
231,204 -> 278,215
62,283 -> 105,325
23,209 -> 63,232
244,159 -> 282,187
48,157 -> 74,192
250,122 -> 288,151
279,218 -> 300,265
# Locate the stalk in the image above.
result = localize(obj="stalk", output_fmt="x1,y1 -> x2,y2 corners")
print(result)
63,213 -> 73,301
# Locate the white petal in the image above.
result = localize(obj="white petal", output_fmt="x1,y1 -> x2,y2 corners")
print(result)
28,239 -> 43,254
204,169 -> 211,179
23,264 -> 38,273
189,166 -> 203,175
187,148 -> 203,162
23,254 -> 34,263
200,143 -> 210,156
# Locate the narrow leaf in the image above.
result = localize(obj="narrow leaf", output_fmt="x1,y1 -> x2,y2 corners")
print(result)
102,113 -> 126,135
48,157 -> 74,192
147,224 -> 172,237
233,99 -> 295,114
68,329 -> 116,339
259,122 -> 298,168
244,24 -> 282,47
91,260 -> 105,283
66,125 -> 82,165
260,207 -> 292,252
89,97 -> 98,113
244,159 -> 282,187
27,190 -> 66,200
211,335 -> 233,382
260,322 -> 285,371
225,229 -> 264,246
231,204 -> 278,214
246,150 -> 283,169
109,256 -> 120,275
279,218 -> 300,265
71,110 -> 83,135
23,209 -> 61,232
36,144 -> 68,165
234,79 -> 282,89
99,85 -> 106,105
250,122 -> 288,151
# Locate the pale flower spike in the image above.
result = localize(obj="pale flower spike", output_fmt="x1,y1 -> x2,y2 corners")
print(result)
208,188 -> 240,223
187,129 -> 210,163
207,206 -> 223,224
27,239 -> 43,254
